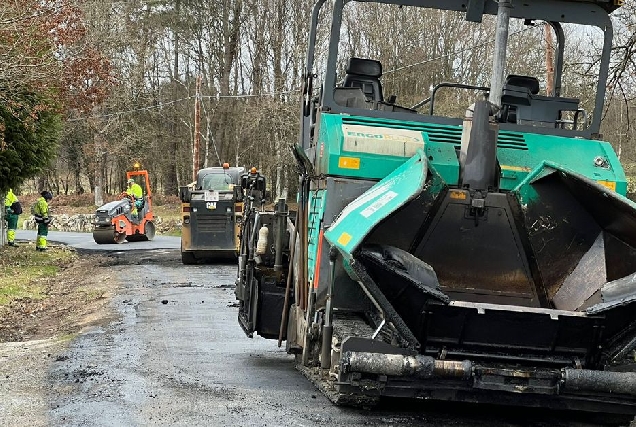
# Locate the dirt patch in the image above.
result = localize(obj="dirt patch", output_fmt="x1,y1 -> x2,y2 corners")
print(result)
0,248 -> 120,342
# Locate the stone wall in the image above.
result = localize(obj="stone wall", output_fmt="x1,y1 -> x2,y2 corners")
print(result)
21,214 -> 181,234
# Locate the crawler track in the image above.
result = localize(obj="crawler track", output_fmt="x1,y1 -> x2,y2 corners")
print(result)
295,313 -> 382,408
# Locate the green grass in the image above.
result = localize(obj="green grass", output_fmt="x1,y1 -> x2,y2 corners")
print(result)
0,246 -> 77,306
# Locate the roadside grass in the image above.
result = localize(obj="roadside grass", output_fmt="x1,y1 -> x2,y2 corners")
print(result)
0,245 -> 77,306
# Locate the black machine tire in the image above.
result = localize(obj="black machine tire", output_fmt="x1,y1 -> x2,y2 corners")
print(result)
93,227 -> 127,244
181,250 -> 197,265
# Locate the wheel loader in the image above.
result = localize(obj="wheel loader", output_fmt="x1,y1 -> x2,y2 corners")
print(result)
93,167 -> 155,244
235,0 -> 636,416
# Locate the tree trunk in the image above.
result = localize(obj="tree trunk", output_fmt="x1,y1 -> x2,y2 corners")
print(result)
166,0 -> 181,196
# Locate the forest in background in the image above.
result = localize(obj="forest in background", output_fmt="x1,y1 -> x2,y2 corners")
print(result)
2,0 -> 636,197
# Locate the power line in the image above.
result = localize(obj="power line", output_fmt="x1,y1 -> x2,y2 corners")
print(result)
66,96 -> 191,122
66,89 -> 300,122
201,89 -> 299,99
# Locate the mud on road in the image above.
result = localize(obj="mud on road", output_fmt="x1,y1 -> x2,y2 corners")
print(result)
1,248 -> 630,426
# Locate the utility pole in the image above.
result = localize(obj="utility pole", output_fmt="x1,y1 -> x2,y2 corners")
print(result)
193,74 -> 202,183
169,0 -> 181,194
275,130 -> 282,198
204,116 -> 210,168
545,23 -> 555,96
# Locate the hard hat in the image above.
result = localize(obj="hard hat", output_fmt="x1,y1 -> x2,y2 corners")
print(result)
41,191 -> 53,201
127,178 -> 135,184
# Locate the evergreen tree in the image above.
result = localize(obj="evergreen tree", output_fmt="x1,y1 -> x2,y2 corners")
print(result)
0,90 -> 61,192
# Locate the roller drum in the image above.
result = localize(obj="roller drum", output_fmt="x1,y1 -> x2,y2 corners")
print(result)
93,227 -> 126,244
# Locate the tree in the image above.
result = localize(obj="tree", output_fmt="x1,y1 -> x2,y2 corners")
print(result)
0,0 -> 113,191
54,0 -> 636,199
0,91 -> 61,193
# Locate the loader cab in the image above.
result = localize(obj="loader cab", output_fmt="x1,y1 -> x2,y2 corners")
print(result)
200,170 -> 235,192
180,164 -> 244,264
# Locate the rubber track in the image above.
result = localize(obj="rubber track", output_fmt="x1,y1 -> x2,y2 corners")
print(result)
296,363 -> 379,408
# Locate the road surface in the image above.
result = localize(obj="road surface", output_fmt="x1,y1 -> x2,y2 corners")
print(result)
15,229 -> 180,251
6,231 -> 623,426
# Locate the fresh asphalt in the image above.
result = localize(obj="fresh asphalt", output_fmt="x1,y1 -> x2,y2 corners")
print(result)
15,229 -> 180,251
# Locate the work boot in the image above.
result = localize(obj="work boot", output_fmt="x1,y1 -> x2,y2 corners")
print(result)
36,247 -> 47,252
7,241 -> 16,247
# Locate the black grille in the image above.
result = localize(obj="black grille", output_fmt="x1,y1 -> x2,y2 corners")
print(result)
95,214 -> 111,225
497,130 -> 528,150
196,216 -> 228,232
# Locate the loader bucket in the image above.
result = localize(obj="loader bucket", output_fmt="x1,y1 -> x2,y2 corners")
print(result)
325,152 -> 636,368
